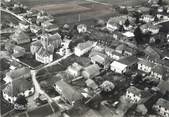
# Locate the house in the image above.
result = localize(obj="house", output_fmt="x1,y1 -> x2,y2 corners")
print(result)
104,47 -> 114,58
115,44 -> 136,56
158,7 -> 164,13
4,67 -> 31,83
53,80 -> 83,105
141,24 -> 159,35
2,76 -> 34,103
74,41 -> 97,57
126,86 -> 142,103
141,15 -> 154,23
122,31 -> 134,38
82,109 -> 103,117
111,51 -> 124,60
30,25 -> 41,34
67,62 -> 83,77
107,16 -> 134,32
77,24 -> 87,33
10,29 -> 30,44
157,80 -> 169,95
82,64 -> 100,79
41,21 -> 53,28
111,56 -> 137,74
126,86 -> 153,104
85,79 -> 98,90
30,33 -> 62,64
18,21 -> 29,31
45,24 -> 59,33
144,46 -> 161,60
90,52 -> 108,66
106,20 -> 119,32
112,31 -> 125,40
12,45 -> 25,58
153,98 -> 169,117
138,59 -> 155,73
150,65 -> 169,81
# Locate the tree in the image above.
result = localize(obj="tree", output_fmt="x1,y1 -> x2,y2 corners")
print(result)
158,0 -> 163,6
15,95 -> 28,106
134,26 -> 143,44
154,15 -> 159,22
14,95 -> 28,111
100,81 -> 115,92
124,18 -> 130,27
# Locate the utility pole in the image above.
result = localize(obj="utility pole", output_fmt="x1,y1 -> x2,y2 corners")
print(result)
78,14 -> 81,22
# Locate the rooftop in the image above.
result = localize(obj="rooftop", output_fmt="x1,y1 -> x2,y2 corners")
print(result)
77,41 -> 96,50
6,67 -> 30,80
156,98 -> 169,109
54,80 -> 82,103
118,56 -> 138,65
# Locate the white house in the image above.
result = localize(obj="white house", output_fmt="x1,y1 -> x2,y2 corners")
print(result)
150,65 -> 168,81
126,86 -> 141,103
111,56 -> 137,74
141,15 -> 154,23
74,41 -> 97,57
138,59 -> 155,73
2,79 -> 34,103
111,61 -> 127,74
77,24 -> 87,33
18,21 -> 29,31
2,67 -> 34,103
106,19 -> 119,32
153,98 -> 169,117
67,63 -> 83,77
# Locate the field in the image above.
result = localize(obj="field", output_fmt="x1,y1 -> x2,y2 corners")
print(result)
15,0 -> 83,7
32,2 -> 91,15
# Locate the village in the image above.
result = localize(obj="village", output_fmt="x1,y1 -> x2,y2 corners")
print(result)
1,0 -> 169,117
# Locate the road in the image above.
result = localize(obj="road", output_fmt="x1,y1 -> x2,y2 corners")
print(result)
0,8 -> 31,24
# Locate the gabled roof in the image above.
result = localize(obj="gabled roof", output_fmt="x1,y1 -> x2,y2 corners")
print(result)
76,41 -> 95,50
118,56 -> 137,66
37,46 -> 54,57
3,77 -> 33,97
152,64 -> 168,75
107,15 -> 134,24
54,80 -> 82,103
83,64 -> 100,77
144,46 -> 161,59
6,67 -> 30,80
127,86 -> 141,96
116,44 -> 135,53
91,55 -> 106,65
138,59 -> 155,68
11,29 -> 30,41
68,62 -> 82,72
13,45 -> 25,52
82,109 -> 103,117
155,98 -> 169,109
85,79 -> 98,89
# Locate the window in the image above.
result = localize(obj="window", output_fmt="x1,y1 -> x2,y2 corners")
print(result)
29,91 -> 32,95
8,98 -> 11,102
